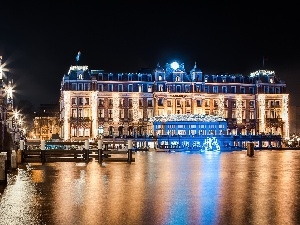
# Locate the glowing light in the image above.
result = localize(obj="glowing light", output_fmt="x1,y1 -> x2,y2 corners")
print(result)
76,51 -> 81,62
68,65 -> 89,74
91,92 -> 98,138
217,95 -> 224,118
113,93 -> 119,123
200,137 -> 221,152
132,93 -> 139,122
0,56 -> 2,79
258,94 -> 265,132
149,114 -> 225,122
170,61 -> 179,70
250,70 -> 275,77
236,95 -> 243,124
13,110 -> 20,119
63,92 -> 71,140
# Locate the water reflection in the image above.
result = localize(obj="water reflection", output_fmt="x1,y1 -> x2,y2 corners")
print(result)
1,151 -> 300,224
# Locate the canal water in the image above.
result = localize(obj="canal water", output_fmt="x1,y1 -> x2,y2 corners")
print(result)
1,150 -> 300,225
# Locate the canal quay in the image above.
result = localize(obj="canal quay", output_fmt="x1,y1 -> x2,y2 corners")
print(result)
1,150 -> 300,225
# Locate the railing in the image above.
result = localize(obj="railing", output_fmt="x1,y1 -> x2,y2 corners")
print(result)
20,148 -> 135,164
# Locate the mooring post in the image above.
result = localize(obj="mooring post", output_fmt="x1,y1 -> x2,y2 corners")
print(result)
247,142 -> 254,157
84,140 -> 89,163
98,139 -> 103,163
11,150 -> 17,170
17,140 -> 25,164
41,140 -> 46,163
127,140 -> 133,163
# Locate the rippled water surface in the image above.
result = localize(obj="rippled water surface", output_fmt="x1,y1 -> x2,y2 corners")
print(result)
1,150 -> 300,225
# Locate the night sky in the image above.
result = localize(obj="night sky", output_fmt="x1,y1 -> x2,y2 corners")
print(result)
1,2 -> 299,108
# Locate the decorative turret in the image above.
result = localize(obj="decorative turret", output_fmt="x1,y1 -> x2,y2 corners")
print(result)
154,62 -> 166,81
190,62 -> 202,82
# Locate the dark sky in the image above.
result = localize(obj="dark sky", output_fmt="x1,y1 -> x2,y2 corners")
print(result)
1,2 -> 300,108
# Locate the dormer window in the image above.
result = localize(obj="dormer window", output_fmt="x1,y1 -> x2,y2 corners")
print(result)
158,75 -> 163,81
204,76 -> 208,82
78,74 -> 83,80
269,76 -> 274,83
158,84 -> 163,92
176,76 -> 181,82
118,74 -> 122,81
138,84 -> 143,92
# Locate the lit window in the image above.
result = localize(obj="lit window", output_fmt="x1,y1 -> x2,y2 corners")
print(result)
159,85 -> 163,92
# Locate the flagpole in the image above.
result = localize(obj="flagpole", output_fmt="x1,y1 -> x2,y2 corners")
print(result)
263,56 -> 264,68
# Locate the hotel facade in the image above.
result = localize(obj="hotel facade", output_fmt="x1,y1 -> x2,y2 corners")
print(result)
59,59 -> 289,143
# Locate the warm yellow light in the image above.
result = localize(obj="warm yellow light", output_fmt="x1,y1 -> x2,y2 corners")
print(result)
217,95 -> 224,118
133,93 -> 139,122
91,92 -> 98,139
282,94 -> 289,138
236,95 -> 242,124
258,94 -> 266,132
113,93 -> 119,123
63,92 -> 71,140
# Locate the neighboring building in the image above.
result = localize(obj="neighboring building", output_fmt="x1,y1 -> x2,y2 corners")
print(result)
31,104 -> 60,140
289,105 -> 300,135
59,57 -> 289,142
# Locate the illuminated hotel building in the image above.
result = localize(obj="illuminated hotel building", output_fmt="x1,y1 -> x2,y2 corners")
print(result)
59,59 -> 289,142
